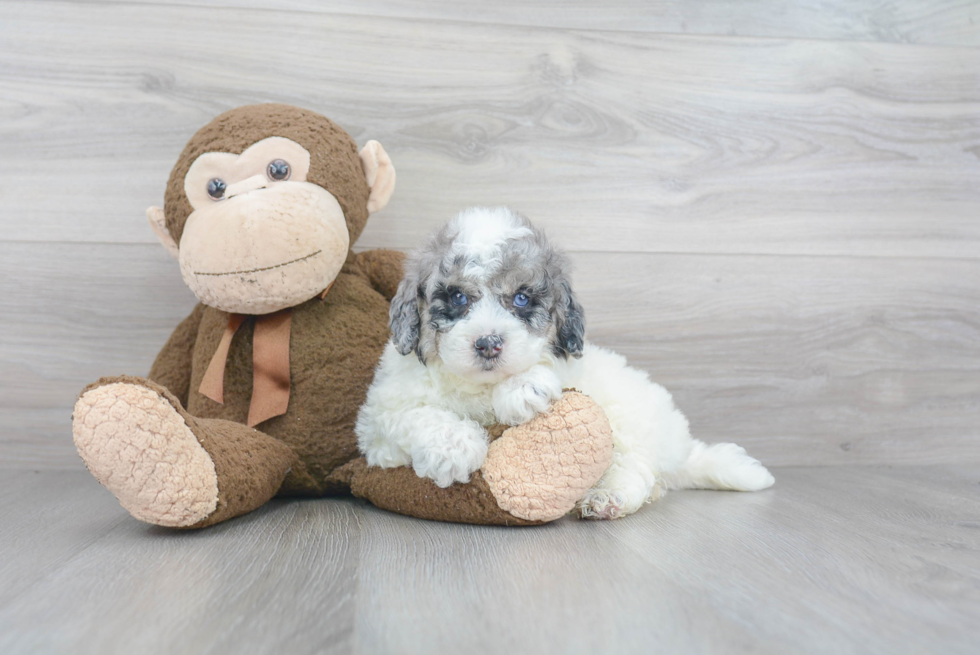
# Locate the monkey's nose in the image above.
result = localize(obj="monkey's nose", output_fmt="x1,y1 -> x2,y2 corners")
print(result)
224,174 -> 269,199
474,334 -> 504,359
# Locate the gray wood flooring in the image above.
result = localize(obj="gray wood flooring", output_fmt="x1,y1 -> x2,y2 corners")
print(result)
1,467 -> 977,654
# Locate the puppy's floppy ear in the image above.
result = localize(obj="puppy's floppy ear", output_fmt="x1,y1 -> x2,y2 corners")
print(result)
554,280 -> 585,359
389,264 -> 422,356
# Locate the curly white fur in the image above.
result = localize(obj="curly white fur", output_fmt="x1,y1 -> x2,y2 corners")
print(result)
356,207 -> 775,518
492,365 -> 563,426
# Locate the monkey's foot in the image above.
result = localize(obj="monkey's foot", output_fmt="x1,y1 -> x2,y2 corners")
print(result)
72,380 -> 219,527
481,391 -> 614,522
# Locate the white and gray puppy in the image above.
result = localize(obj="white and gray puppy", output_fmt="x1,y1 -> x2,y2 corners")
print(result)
355,207 -> 774,519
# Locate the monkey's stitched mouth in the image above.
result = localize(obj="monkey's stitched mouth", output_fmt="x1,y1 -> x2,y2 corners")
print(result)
193,250 -> 322,277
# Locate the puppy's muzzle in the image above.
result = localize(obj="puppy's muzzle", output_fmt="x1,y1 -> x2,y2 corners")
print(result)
474,334 -> 504,360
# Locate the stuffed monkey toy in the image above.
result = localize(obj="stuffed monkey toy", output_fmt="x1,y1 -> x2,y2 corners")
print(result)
71,104 -> 613,528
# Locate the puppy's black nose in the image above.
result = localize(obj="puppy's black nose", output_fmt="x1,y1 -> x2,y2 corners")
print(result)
474,334 -> 504,359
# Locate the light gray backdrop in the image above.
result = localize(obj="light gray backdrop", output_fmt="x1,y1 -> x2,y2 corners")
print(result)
1,0 -> 978,470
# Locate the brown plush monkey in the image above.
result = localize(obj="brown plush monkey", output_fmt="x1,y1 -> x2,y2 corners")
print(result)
72,104 -> 613,528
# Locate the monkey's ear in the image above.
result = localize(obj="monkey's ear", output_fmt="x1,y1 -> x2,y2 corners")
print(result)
146,206 -> 179,259
359,140 -> 396,214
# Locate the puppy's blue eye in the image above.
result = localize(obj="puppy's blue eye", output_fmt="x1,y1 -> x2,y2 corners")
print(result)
513,292 -> 529,308
451,291 -> 468,306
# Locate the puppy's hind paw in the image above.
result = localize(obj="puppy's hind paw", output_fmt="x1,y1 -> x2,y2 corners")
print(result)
576,489 -> 629,520
576,480 -> 663,520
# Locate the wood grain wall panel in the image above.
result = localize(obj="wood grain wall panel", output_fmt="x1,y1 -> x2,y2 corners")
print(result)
3,242 -> 977,469
43,0 -> 980,46
576,252 -> 980,467
1,2 -> 978,258
0,242 -> 198,468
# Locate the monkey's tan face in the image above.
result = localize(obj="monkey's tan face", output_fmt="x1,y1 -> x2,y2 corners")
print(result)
177,137 -> 350,314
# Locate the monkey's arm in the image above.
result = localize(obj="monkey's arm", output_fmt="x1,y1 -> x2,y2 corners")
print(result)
148,302 -> 207,406
355,249 -> 406,301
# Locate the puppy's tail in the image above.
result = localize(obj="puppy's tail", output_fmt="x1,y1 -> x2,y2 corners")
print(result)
660,440 -> 775,492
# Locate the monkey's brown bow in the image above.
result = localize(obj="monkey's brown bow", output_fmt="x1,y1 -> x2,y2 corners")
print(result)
198,284 -> 334,427
198,310 -> 292,427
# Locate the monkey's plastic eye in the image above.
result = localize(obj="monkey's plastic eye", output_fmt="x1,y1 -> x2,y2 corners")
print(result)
513,293 -> 529,308
267,159 -> 291,181
451,291 -> 468,306
207,178 -> 227,200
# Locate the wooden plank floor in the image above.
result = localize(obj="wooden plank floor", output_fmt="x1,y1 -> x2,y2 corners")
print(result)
0,467 -> 977,654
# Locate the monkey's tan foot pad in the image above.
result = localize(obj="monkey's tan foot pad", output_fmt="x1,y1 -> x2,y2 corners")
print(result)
481,391 -> 614,522
72,381 -> 219,527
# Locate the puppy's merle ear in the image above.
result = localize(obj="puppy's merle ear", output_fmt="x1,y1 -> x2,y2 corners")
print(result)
389,266 -> 423,356
554,280 -> 585,359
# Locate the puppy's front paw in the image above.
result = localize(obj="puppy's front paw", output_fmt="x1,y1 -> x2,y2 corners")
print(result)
492,368 -> 562,426
410,421 -> 489,488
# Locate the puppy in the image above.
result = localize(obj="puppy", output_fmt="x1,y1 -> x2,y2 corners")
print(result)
355,207 -> 774,519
